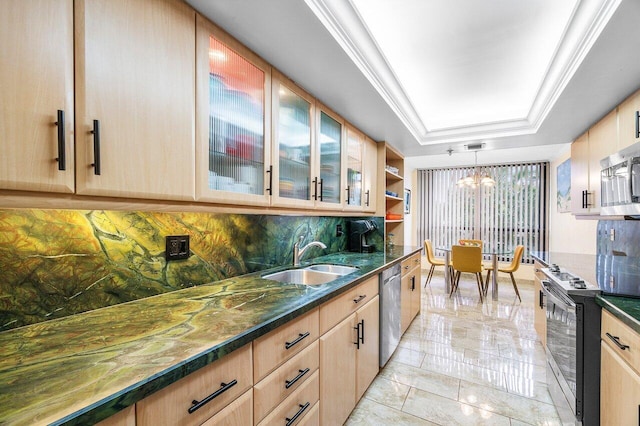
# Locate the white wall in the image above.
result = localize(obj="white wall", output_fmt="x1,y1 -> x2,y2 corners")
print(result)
548,149 -> 598,254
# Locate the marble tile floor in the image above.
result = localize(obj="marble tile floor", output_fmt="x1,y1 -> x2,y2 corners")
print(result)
346,272 -> 571,426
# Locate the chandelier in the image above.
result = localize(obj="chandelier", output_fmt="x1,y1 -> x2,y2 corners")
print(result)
457,150 -> 495,188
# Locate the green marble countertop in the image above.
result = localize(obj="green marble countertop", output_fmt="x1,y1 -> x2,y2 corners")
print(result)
596,295 -> 640,334
0,246 -> 420,425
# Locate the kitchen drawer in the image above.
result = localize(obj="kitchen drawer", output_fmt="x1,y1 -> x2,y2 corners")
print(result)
319,275 -> 378,334
136,343 -> 252,426
201,388 -> 252,426
601,309 -> 640,374
254,308 -> 319,382
534,260 -> 546,281
254,340 -> 319,423
401,253 -> 421,277
296,401 -> 319,426
257,370 -> 319,426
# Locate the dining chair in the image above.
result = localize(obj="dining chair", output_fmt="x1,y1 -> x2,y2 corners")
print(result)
450,245 -> 484,302
484,245 -> 524,302
459,239 -> 482,247
424,239 -> 447,288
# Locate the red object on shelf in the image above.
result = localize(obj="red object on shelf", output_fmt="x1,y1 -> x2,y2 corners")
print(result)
386,213 -> 402,220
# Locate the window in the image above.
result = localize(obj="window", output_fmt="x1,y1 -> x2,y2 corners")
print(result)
417,162 -> 548,263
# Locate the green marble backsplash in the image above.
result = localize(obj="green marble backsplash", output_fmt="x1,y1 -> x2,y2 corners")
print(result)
0,209 -> 383,331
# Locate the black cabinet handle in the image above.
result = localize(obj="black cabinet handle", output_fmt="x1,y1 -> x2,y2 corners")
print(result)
365,190 -> 370,206
346,186 -> 350,205
319,178 -> 323,202
582,190 -> 593,208
285,368 -> 310,389
360,319 -> 365,345
266,165 -> 273,195
55,110 -> 66,170
539,290 -> 545,309
312,177 -> 318,201
353,294 -> 366,304
90,119 -> 101,175
411,276 -> 416,291
285,402 -> 310,426
188,379 -> 237,414
606,332 -> 630,350
285,332 -> 310,350
635,111 -> 639,139
353,321 -> 361,349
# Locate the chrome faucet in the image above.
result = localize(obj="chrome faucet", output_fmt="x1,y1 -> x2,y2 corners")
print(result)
293,236 -> 327,266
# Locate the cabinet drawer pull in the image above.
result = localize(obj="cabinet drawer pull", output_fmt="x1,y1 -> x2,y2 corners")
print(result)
605,332 -> 630,350
188,379 -> 237,414
404,265 -> 410,270
285,332 -> 310,350
55,110 -> 66,170
90,119 -> 101,175
353,294 -> 366,304
285,402 -> 310,426
266,165 -> 273,195
285,368 -> 310,389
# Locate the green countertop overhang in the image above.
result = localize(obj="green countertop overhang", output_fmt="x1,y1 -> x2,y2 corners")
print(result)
0,246 -> 421,425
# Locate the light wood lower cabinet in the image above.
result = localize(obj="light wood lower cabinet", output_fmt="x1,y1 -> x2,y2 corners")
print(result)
201,389 -> 253,426
319,295 -> 379,425
257,370 -> 319,426
401,253 -> 421,333
136,343 -> 252,426
600,341 -> 640,425
533,261 -> 546,347
254,340 -> 319,424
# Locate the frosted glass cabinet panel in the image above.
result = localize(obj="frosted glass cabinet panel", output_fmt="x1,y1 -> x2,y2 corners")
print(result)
345,125 -> 364,209
272,72 -> 315,208
317,110 -> 343,206
195,17 -> 271,206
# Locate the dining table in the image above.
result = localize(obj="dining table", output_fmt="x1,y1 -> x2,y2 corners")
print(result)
438,245 -> 510,301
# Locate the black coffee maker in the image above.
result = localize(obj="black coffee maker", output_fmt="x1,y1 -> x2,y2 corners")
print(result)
348,219 -> 378,253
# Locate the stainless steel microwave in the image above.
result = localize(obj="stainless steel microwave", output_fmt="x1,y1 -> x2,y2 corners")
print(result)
600,141 -> 640,216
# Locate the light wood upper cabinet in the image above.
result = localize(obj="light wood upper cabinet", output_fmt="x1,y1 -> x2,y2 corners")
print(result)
271,71 -> 316,209
75,0 -> 195,201
570,132 -> 592,214
315,104 -> 346,210
344,125 -> 365,211
195,15 -> 272,206
588,109 -> 618,214
0,0 -> 75,193
618,88 -> 640,150
363,136 -> 378,213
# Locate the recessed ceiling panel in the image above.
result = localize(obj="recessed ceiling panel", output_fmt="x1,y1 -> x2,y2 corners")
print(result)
351,0 -> 578,131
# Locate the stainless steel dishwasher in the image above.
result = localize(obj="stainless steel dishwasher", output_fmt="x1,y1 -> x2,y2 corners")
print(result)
379,263 -> 401,367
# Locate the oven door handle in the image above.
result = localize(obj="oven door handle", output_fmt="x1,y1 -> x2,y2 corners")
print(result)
541,281 -> 576,313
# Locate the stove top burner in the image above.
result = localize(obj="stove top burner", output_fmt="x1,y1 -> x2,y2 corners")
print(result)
542,265 -> 599,296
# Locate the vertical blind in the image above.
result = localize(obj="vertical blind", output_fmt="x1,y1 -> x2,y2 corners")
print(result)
417,162 -> 549,263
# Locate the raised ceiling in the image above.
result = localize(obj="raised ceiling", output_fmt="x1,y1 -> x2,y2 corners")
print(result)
186,0 -> 640,160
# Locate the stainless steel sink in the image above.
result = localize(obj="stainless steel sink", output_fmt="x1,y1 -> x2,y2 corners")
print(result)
305,264 -> 358,275
262,269 -> 341,285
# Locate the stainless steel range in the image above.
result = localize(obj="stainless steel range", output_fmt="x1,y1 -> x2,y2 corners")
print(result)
541,264 -> 601,426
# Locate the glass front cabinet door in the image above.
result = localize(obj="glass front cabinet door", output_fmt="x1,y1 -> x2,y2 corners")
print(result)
315,104 -> 345,209
345,124 -> 364,210
271,72 -> 316,209
195,17 -> 272,206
